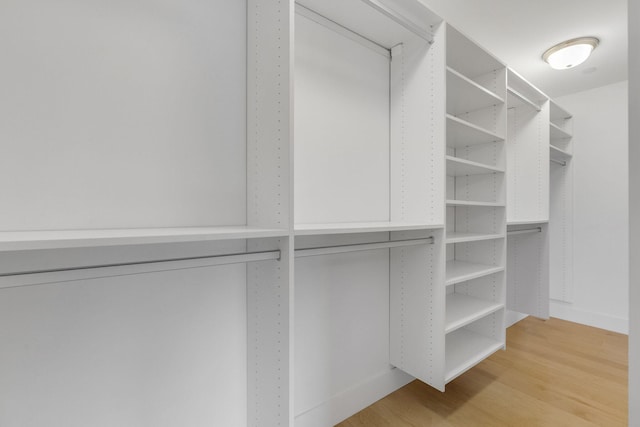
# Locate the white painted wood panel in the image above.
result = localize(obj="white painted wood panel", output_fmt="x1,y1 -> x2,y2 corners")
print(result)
506,99 -> 550,223
294,249 -> 390,423
294,14 -> 390,225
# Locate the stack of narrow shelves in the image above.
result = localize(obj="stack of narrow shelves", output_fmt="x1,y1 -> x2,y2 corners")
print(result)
549,100 -> 574,306
550,100 -> 573,165
442,24 -> 507,386
293,2 -> 446,423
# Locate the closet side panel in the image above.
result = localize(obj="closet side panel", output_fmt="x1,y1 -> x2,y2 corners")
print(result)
248,237 -> 293,427
247,0 -> 292,230
390,228 -> 446,391
390,30 -> 446,226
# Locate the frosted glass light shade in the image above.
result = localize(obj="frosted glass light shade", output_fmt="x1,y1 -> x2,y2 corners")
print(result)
542,37 -> 599,70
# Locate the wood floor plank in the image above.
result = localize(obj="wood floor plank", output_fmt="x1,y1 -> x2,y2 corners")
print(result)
337,317 -> 628,427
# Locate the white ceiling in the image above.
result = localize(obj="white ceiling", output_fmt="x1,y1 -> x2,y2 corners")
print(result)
419,0 -> 628,97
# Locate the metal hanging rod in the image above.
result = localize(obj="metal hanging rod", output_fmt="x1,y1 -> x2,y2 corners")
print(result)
295,4 -> 390,58
0,250 -> 281,280
295,237 -> 434,258
359,0 -> 434,44
507,227 -> 542,236
550,158 -> 567,166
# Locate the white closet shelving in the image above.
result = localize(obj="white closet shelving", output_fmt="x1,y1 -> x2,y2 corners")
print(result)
445,260 -> 505,285
1,1 -> 293,425
549,100 -> 574,163
293,1 -> 445,424
445,327 -> 505,382
504,69 -> 550,325
445,293 -> 504,333
506,68 -> 550,223
550,144 -> 572,162
443,24 -> 507,388
0,227 -> 290,252
392,24 -> 508,392
549,100 -> 574,304
0,0 -> 576,425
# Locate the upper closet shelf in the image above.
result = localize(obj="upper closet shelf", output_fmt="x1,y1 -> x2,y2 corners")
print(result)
550,122 -> 572,140
446,24 -> 505,79
294,221 -> 443,236
550,145 -> 572,161
506,68 -> 546,112
0,226 -> 289,252
447,115 -> 505,148
550,100 -> 572,122
447,67 -> 504,115
507,220 -> 549,226
446,156 -> 503,176
446,200 -> 505,207
507,87 -> 542,112
446,232 -> 504,244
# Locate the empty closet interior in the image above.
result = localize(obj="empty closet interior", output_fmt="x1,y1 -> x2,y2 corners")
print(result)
0,0 -> 576,426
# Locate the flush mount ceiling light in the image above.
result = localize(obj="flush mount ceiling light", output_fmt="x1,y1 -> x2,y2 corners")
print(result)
542,37 -> 599,70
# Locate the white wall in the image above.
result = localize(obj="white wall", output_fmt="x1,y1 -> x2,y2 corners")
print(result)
628,0 -> 639,423
0,0 -> 247,230
551,81 -> 629,333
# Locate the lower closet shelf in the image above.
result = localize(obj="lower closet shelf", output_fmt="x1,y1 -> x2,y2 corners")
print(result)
445,260 -> 504,286
445,294 -> 504,333
445,329 -> 504,383
446,232 -> 504,244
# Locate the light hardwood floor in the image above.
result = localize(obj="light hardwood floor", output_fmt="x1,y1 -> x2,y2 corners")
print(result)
338,317 -> 628,427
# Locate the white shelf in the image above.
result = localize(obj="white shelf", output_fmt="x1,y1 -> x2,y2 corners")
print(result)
550,100 -> 572,122
507,87 -> 541,112
447,114 -> 505,148
507,220 -> 549,226
446,156 -> 503,177
447,67 -> 504,115
550,145 -> 572,161
445,293 -> 504,333
446,200 -> 505,207
0,226 -> 289,252
446,24 -> 505,79
445,328 -> 504,383
446,232 -> 504,244
294,221 -> 443,236
550,122 -> 572,140
446,260 -> 504,286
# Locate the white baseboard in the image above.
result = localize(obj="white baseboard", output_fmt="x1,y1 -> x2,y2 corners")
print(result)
294,367 -> 414,427
550,301 -> 629,334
